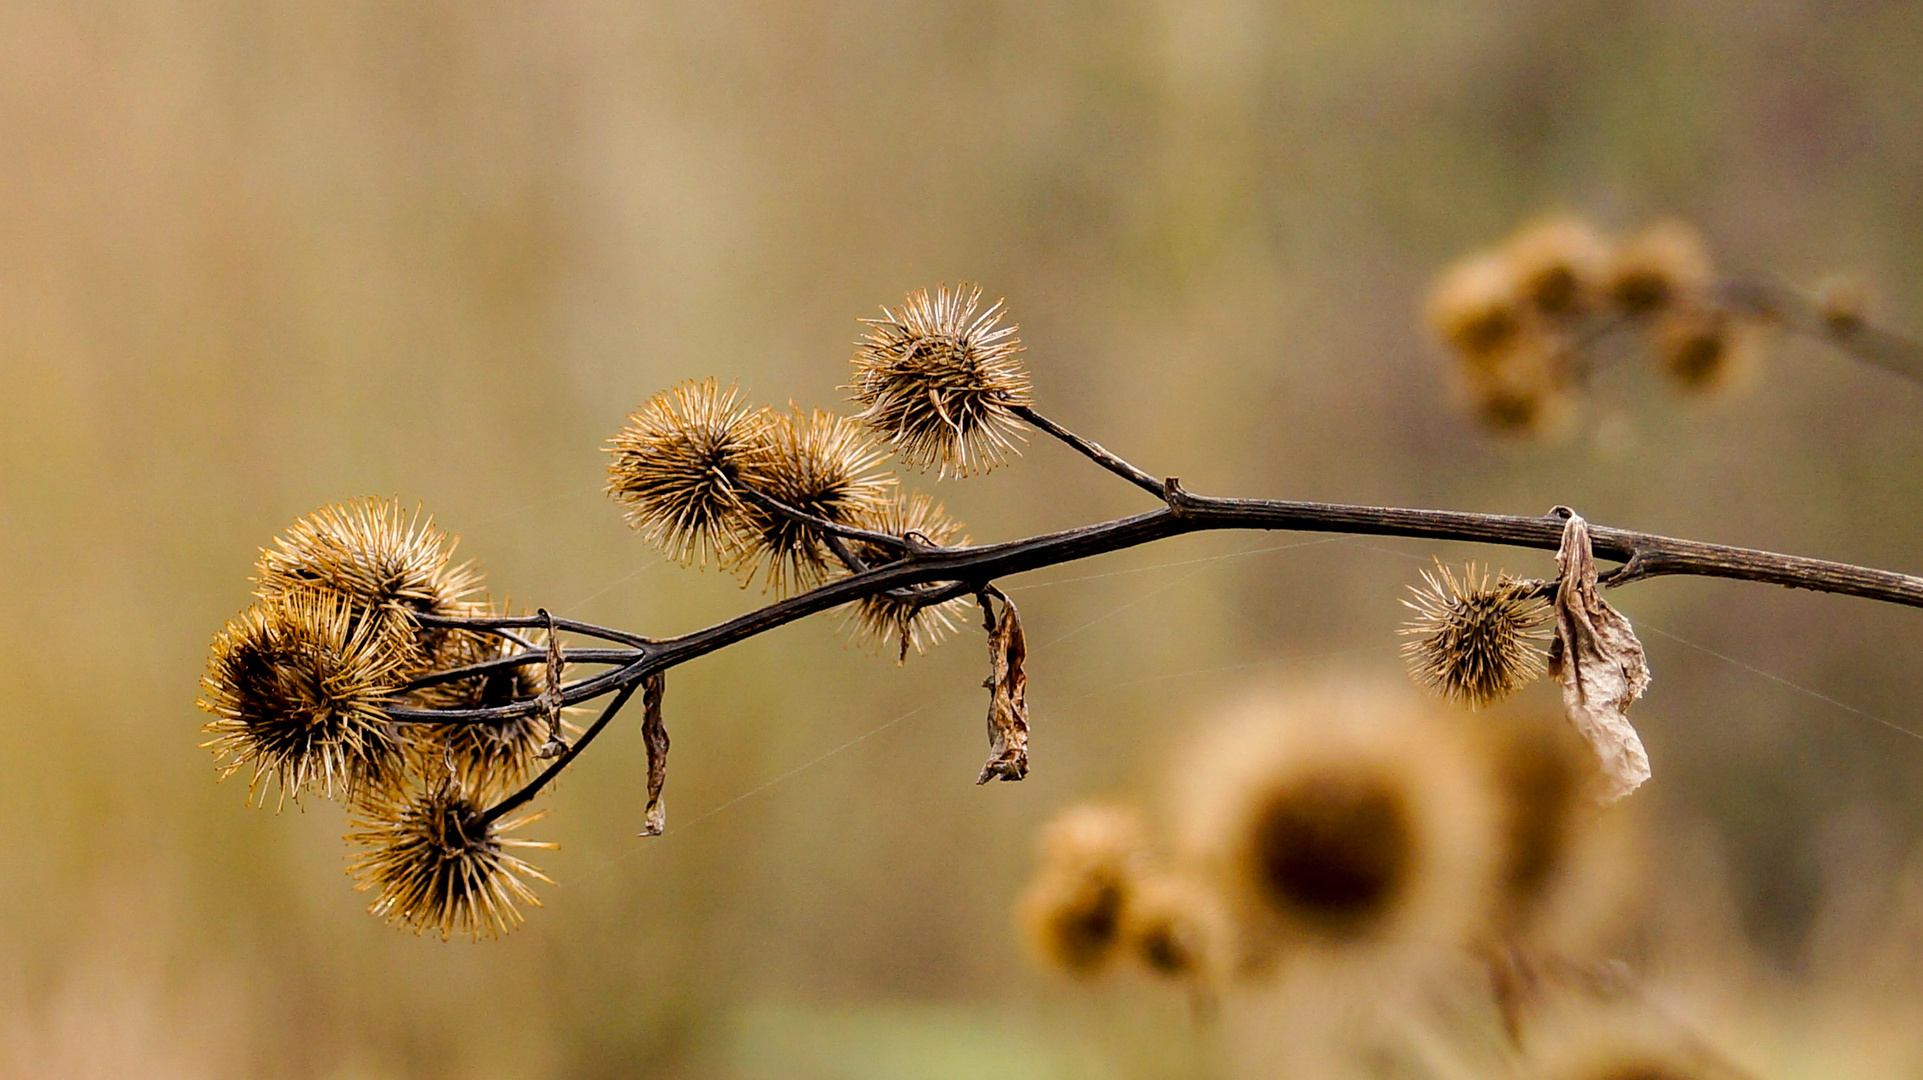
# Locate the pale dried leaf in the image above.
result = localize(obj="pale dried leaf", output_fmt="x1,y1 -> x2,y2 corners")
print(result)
1549,513 -> 1652,802
640,672 -> 669,835
977,594 -> 1029,784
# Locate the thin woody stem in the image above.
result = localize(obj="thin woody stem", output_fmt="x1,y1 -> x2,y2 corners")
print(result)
734,485 -> 927,555
479,681 -> 639,827
1716,278 -> 1923,385
414,610 -> 656,649
1009,403 -> 1167,498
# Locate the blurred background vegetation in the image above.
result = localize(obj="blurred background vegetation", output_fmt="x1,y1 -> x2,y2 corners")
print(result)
3,1 -> 1922,1076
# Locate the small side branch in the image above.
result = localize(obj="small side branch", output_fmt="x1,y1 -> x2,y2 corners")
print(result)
1010,403 -> 1168,500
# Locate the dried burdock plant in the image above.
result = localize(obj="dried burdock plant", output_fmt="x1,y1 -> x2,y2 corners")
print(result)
255,497 -> 483,660
1401,560 -> 1551,708
605,377 -> 772,568
840,493 -> 971,661
1429,212 -> 1923,434
1176,683 -> 1501,968
850,283 -> 1031,475
736,406 -> 895,594
348,783 -> 555,941
199,280 -> 1923,942
1018,804 -> 1147,978
200,590 -> 410,804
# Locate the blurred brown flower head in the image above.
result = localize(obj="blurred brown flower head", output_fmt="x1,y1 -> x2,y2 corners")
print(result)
1654,305 -> 1756,393
1018,803 -> 1148,977
1505,215 -> 1611,319
1401,561 -> 1550,708
199,590 -> 410,804
850,284 -> 1030,476
1603,220 -> 1714,320
348,784 -> 555,941
606,378 -> 773,568
1176,681 -> 1499,969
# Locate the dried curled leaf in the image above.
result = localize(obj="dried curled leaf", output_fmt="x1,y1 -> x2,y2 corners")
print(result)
640,673 -> 669,836
977,592 -> 1029,783
1547,513 -> 1651,803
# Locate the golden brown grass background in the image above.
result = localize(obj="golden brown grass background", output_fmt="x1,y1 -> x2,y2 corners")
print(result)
4,1 -> 1922,1076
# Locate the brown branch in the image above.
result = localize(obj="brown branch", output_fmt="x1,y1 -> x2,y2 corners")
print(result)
1009,403 -> 1168,498
387,492 -> 1923,734
1717,278 -> 1923,385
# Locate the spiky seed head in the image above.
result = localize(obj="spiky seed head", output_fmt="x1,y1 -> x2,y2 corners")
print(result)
1503,215 -> 1611,319
347,784 -> 555,941
1401,561 -> 1551,707
1017,803 -> 1147,977
199,591 -> 411,804
1603,220 -> 1713,319
736,407 -> 895,594
1426,251 -> 1525,364
1652,305 -> 1755,393
405,627 -> 569,790
255,498 -> 484,662
840,493 -> 971,660
849,283 -> 1031,476
1176,682 -> 1501,967
606,379 -> 773,567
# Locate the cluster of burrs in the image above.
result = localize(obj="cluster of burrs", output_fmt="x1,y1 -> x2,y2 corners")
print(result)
200,285 -> 1054,939
1426,214 -> 1911,435
198,498 -> 566,940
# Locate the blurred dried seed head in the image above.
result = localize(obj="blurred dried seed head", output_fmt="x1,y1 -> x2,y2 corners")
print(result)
1176,681 -> 1500,970
850,284 -> 1030,476
1401,561 -> 1550,707
200,590 -> 410,804
254,497 -> 483,660
1122,874 -> 1219,982
347,785 -> 555,942
1653,305 -> 1756,394
841,493 -> 972,660
1604,221 -> 1714,319
1427,251 -> 1525,364
1018,803 -> 1147,977
1525,1006 -> 1734,1080
1505,215 -> 1611,320
606,378 -> 772,568
737,407 -> 895,593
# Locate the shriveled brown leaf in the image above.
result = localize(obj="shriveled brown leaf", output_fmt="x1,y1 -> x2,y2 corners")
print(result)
977,593 -> 1029,783
640,672 -> 669,835
535,609 -> 569,759
1548,512 -> 1651,803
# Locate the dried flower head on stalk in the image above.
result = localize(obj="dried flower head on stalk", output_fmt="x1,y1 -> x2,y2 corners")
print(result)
1603,220 -> 1714,319
349,783 -> 555,941
1402,560 -> 1551,708
1178,683 -> 1500,968
1504,215 -> 1611,319
255,497 -> 484,658
1019,804 -> 1147,977
737,407 -> 895,593
841,493 -> 972,660
850,283 -> 1031,475
606,378 -> 772,567
200,590 -> 410,804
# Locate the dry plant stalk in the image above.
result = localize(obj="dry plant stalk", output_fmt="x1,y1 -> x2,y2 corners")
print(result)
195,278 -> 1923,940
